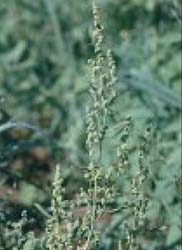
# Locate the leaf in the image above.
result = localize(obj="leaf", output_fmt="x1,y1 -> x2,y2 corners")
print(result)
18,182 -> 46,206
0,41 -> 27,65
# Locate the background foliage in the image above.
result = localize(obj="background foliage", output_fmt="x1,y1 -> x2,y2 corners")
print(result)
0,0 -> 181,249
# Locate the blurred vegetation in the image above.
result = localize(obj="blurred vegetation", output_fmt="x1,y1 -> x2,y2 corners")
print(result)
0,0 -> 181,249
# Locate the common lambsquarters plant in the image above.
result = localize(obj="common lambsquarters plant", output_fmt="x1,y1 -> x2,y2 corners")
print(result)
44,1 -> 152,249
